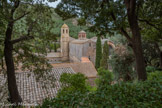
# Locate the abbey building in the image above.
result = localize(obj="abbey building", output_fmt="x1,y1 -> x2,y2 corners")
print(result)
47,24 -> 115,65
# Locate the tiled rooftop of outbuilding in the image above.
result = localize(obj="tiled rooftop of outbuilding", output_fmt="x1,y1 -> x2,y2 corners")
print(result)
52,62 -> 97,78
0,67 -> 75,105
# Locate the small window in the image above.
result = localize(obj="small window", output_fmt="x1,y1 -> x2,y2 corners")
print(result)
63,29 -> 64,34
66,29 -> 68,33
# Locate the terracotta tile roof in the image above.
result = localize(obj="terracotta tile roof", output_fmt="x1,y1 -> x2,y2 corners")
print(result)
52,62 -> 97,78
81,57 -> 90,62
0,67 -> 75,105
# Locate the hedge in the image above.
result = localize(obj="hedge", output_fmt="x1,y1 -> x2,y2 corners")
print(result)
40,71 -> 162,108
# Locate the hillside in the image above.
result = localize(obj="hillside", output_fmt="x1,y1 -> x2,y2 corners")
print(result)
50,10 -> 96,39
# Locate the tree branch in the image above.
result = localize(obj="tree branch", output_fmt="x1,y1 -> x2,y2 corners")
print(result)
11,0 -> 20,16
13,12 -> 30,22
120,27 -> 133,43
11,18 -> 37,44
11,35 -> 34,44
11,25 -> 34,44
110,9 -> 132,43
138,19 -> 160,31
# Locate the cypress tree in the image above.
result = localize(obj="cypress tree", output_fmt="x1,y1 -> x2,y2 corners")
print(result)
54,43 -> 57,52
100,41 -> 109,69
95,36 -> 102,69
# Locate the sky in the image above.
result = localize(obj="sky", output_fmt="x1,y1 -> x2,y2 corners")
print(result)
46,0 -> 61,8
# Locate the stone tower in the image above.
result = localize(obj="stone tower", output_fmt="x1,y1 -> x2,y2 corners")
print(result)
61,24 -> 69,61
78,30 -> 87,40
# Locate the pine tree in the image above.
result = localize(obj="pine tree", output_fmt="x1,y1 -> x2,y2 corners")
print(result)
100,41 -> 109,70
95,36 -> 102,69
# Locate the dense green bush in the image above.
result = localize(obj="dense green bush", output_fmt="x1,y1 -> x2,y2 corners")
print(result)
40,71 -> 162,108
146,66 -> 157,73
57,73 -> 88,98
148,71 -> 162,81
41,80 -> 162,108
96,68 -> 113,88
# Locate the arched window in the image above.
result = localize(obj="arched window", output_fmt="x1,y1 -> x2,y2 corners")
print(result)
66,29 -> 68,33
63,29 -> 64,34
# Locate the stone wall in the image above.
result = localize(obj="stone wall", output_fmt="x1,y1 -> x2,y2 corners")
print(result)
69,40 -> 97,65
69,43 -> 83,61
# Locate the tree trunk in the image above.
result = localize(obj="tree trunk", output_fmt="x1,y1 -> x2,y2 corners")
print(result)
160,51 -> 162,69
125,0 -> 147,80
132,38 -> 147,80
131,22 -> 147,80
131,18 -> 147,80
4,22 -> 22,104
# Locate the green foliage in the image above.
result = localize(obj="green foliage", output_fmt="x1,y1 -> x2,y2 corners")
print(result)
100,41 -> 109,69
57,73 -> 88,98
95,36 -> 102,69
52,9 -> 96,39
52,43 -> 60,52
142,41 -> 160,68
40,91 -> 89,108
110,46 -> 135,81
109,33 -> 127,45
77,18 -> 86,26
146,66 -> 157,73
41,74 -> 162,108
86,84 -> 97,92
148,71 -> 162,81
55,0 -> 127,35
96,68 -> 113,89
0,0 -> 58,88
139,0 -> 162,43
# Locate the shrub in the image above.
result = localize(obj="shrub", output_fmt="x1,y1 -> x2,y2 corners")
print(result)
41,72 -> 162,108
148,71 -> 162,81
96,68 -> 113,89
146,66 -> 156,73
57,73 -> 88,98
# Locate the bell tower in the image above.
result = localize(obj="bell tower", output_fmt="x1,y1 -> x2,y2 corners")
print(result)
61,24 -> 69,61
